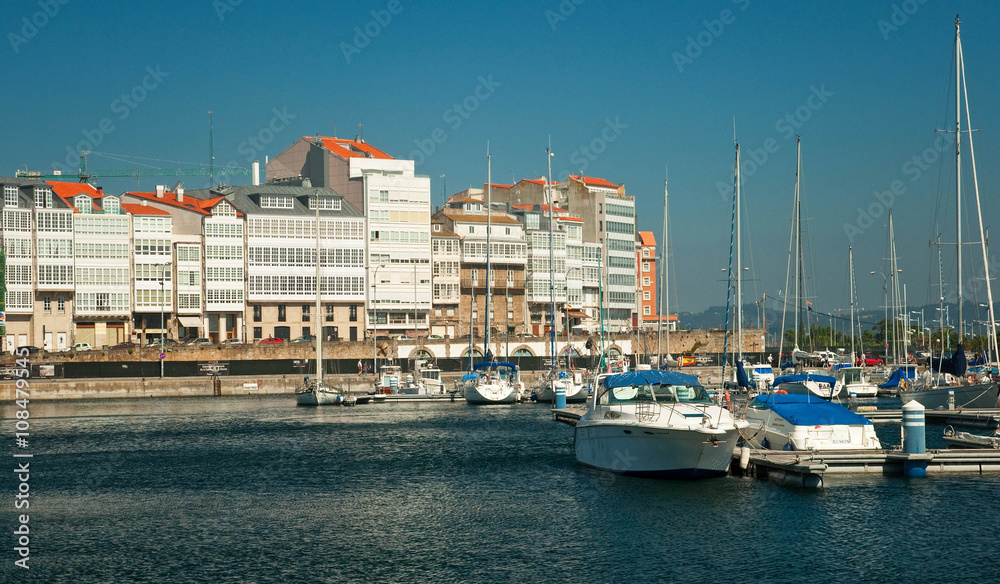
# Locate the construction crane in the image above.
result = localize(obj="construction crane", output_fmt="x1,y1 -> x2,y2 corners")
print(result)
15,151 -> 251,184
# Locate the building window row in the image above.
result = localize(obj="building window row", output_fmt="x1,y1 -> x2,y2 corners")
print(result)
206,245 -> 243,261
247,218 -> 364,239
76,242 -> 129,259
6,238 -> 31,258
308,197 -> 342,211
178,293 -> 201,310
176,245 -> 201,262
370,230 -> 430,244
76,267 -> 129,286
134,216 -> 172,233
6,290 -> 31,310
206,288 -> 245,303
249,275 -> 365,295
36,238 -> 72,258
206,266 -> 244,281
432,239 -> 460,254
606,203 -> 633,217
205,222 -> 243,238
37,265 -> 74,286
248,246 -> 364,268
4,186 -> 19,208
77,292 -> 129,313
7,264 -> 31,285
36,211 -> 73,232
134,239 -> 171,255
75,216 -> 128,235
3,210 -> 30,232
135,289 -> 170,307
135,263 -> 173,281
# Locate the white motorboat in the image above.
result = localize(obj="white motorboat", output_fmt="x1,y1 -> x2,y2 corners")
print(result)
771,371 -> 839,399
463,361 -> 519,404
575,370 -> 748,479
742,393 -> 882,451
835,366 -> 878,398
749,364 -> 775,392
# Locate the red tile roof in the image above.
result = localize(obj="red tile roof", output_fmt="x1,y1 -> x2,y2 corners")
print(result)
46,181 -> 102,212
440,210 -> 521,225
312,136 -> 394,160
570,175 -> 619,189
520,178 -> 558,186
638,231 -> 656,247
511,203 -> 567,212
125,191 -> 212,215
122,203 -> 171,216
487,183 -> 512,189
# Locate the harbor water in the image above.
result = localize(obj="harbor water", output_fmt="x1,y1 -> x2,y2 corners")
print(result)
3,396 -> 998,583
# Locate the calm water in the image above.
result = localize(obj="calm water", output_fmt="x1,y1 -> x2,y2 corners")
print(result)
3,396 -> 998,583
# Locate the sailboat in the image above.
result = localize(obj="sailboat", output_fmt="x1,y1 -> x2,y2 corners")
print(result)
900,16 -> 1000,410
772,137 -> 840,398
296,189 -> 346,405
835,247 -> 878,398
532,158 -> 587,404
464,148 -> 519,405
658,173 -> 678,369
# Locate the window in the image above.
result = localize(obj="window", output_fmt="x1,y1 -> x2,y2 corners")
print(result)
102,196 -> 120,214
599,221 -> 603,232
35,187 -> 52,209
260,195 -> 292,209
43,297 -> 51,314
642,248 -> 650,258
57,297 -> 65,314
598,203 -> 603,214
643,291 -> 651,301
253,305 -> 262,322
379,190 -> 388,202
74,195 -> 93,213
469,226 -> 474,234
643,262 -> 650,272
302,326 -> 311,337
643,277 -> 650,287
325,305 -> 333,322
308,197 -> 341,210
505,227 -> 510,235
349,305 -> 357,322
253,327 -> 262,339
4,186 -> 18,208
643,306 -> 651,315
302,305 -> 310,322
278,305 -> 286,322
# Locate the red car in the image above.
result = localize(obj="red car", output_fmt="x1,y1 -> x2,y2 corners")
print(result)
259,337 -> 283,344
856,356 -> 883,366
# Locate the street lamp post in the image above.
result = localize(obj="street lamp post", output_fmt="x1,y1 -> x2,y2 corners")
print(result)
159,262 -> 170,378
372,264 -> 385,382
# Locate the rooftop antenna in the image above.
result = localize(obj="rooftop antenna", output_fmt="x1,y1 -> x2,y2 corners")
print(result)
208,110 -> 215,188
333,123 -> 337,138
358,123 -> 364,142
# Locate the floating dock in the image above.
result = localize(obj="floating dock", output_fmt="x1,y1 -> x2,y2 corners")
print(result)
552,408 -> 583,426
733,447 -> 1000,488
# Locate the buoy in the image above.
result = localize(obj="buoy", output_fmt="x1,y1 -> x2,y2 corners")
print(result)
902,400 -> 927,478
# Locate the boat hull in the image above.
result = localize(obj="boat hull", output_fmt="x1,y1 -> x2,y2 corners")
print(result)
532,382 -> 588,403
295,390 -> 343,406
574,422 -> 741,479
464,383 -> 517,404
899,382 -> 999,410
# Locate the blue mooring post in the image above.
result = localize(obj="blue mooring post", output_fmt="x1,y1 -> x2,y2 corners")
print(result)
948,388 -> 955,410
554,381 -> 567,410
901,400 -> 927,478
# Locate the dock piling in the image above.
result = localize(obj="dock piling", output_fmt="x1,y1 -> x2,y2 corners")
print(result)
902,400 -> 927,478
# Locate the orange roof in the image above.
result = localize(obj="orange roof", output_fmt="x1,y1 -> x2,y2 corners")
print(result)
126,191 -> 212,215
46,181 -> 103,212
520,178 -> 558,186
487,183 -> 512,189
638,231 -> 656,247
122,203 -> 171,216
312,136 -> 394,160
570,175 -> 619,189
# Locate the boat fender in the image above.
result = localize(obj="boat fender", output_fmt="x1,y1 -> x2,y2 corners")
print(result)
783,442 -> 793,451
739,445 -> 751,470
761,437 -> 770,450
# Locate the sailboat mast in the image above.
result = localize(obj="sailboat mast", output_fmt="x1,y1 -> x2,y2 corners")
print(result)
485,149 -> 492,357
659,173 -> 669,365
546,146 -> 555,373
793,136 -> 801,350
955,15 -> 964,341
736,144 -> 743,360
849,246 -> 856,363
315,189 -> 323,383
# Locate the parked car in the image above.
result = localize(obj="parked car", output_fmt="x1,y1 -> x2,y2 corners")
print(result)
290,335 -> 314,343
856,356 -> 884,366
259,337 -> 283,344
185,338 -> 214,346
396,335 -> 411,341
426,334 -> 444,340
71,342 -> 93,352
110,342 -> 136,350
222,338 -> 244,345
146,338 -> 178,347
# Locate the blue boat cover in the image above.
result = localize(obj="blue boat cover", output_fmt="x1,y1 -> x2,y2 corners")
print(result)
752,393 -> 874,426
772,373 -> 837,387
461,373 -> 477,381
601,370 -> 700,389
929,344 -> 967,377
473,361 -> 517,370
735,361 -> 752,389
780,360 -> 794,370
878,366 -> 917,389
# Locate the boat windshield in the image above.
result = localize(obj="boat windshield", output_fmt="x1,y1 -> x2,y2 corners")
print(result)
842,368 -> 862,383
603,383 -> 712,405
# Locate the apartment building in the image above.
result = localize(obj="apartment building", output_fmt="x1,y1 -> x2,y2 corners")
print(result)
267,135 -> 432,337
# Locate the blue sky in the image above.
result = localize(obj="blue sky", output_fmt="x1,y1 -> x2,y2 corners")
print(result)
5,0 -> 1000,319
